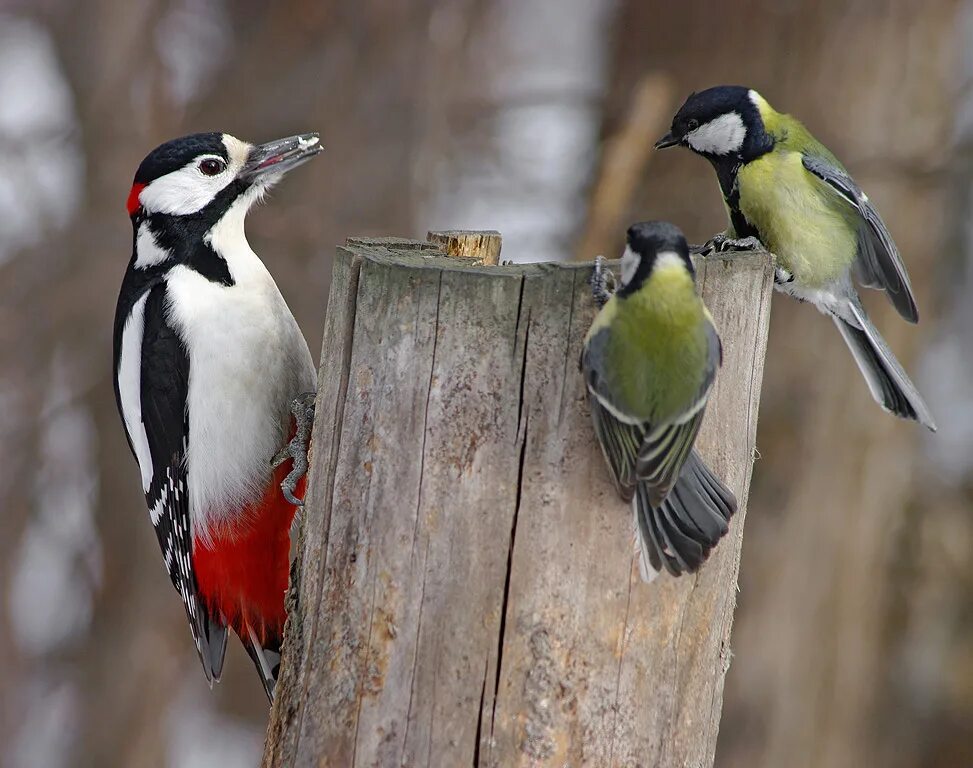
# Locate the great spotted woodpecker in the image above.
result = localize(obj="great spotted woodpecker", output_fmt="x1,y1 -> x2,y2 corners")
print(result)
112,132 -> 321,699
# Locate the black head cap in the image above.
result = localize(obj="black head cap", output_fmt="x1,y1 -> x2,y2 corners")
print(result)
658,85 -> 774,160
618,221 -> 692,297
133,132 -> 227,184
672,86 -> 752,134
626,221 -> 689,258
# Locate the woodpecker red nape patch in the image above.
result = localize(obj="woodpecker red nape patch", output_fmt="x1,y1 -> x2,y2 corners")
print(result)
126,183 -> 146,216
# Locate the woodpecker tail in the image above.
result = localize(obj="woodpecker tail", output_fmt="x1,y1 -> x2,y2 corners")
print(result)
634,450 -> 736,582
241,624 -> 282,701
200,615 -> 229,684
832,302 -> 936,431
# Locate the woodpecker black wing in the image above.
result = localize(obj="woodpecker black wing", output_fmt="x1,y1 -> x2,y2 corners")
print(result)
801,153 -> 918,322
113,280 -> 227,682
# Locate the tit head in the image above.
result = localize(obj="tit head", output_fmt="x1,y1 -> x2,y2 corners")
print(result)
617,221 -> 693,298
655,86 -> 772,160
126,131 -> 322,223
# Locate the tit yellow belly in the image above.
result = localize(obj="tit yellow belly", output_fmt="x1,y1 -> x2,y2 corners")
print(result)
736,150 -> 859,289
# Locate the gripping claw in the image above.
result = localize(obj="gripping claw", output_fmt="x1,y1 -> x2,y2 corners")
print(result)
696,233 -> 765,255
273,392 -> 316,507
589,255 -> 617,308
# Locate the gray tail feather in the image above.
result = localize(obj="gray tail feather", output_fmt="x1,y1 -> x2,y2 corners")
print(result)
833,303 -> 936,431
634,450 -> 737,582
241,625 -> 282,703
187,598 -> 227,686
203,618 -> 228,684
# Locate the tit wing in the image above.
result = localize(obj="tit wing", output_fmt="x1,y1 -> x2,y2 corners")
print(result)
581,334 -> 641,500
582,319 -> 721,503
801,153 -> 918,322
118,282 -> 227,683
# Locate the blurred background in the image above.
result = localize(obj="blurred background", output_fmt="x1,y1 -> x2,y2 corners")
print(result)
1,0 -> 971,766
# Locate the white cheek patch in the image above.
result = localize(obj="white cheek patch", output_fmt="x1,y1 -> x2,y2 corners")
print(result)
134,223 -> 171,269
687,112 -> 747,155
620,245 -> 640,287
138,157 -> 235,215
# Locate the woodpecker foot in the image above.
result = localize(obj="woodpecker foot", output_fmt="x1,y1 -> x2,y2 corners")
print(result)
589,255 -> 617,308
774,267 -> 795,285
696,233 -> 765,256
273,392 -> 316,507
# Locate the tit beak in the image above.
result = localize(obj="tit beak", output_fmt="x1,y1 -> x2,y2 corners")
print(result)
244,133 -> 323,179
654,131 -> 680,150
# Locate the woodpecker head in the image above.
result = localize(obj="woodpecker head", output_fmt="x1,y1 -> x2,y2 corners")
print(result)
126,132 -> 322,270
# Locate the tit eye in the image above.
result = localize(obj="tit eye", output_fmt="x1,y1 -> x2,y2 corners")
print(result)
198,158 -> 226,176
687,118 -> 699,131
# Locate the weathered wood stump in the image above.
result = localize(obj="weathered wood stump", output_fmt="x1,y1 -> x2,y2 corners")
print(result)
263,233 -> 774,767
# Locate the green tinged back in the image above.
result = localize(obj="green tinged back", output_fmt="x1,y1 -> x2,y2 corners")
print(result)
755,94 -> 843,168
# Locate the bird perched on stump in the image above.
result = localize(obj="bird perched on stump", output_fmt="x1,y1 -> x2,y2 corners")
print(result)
113,131 -> 321,699
582,221 -> 737,581
656,85 -> 935,430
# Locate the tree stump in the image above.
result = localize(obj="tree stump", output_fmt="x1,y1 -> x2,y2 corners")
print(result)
263,234 -> 774,767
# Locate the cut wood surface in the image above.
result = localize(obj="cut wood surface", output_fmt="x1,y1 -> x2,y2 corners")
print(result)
263,236 -> 774,767
427,229 -> 502,264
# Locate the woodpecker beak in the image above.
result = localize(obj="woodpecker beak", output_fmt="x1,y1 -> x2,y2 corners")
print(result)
244,133 -> 323,179
654,131 -> 680,150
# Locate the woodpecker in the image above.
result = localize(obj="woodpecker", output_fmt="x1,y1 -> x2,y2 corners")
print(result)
112,131 -> 321,700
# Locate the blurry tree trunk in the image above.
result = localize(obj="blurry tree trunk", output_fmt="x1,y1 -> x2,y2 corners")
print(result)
263,236 -> 773,766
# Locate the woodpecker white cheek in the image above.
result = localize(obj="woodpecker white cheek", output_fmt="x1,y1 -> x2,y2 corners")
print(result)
139,159 -> 236,215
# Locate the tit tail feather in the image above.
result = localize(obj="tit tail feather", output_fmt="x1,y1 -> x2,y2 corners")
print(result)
832,303 -> 936,431
634,450 -> 736,582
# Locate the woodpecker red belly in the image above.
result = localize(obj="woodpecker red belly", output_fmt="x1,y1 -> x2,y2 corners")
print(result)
193,460 -> 304,647
112,131 -> 321,701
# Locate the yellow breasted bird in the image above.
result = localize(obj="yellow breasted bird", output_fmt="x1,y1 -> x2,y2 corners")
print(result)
656,85 -> 935,430
582,221 -> 737,581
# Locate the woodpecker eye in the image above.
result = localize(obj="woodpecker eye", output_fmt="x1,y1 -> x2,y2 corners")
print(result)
198,158 -> 226,176
687,118 -> 699,131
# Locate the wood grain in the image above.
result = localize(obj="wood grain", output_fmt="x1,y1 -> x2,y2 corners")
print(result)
427,229 -> 502,265
263,239 -> 774,767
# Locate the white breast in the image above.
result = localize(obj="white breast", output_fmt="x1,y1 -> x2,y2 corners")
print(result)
165,236 -> 315,543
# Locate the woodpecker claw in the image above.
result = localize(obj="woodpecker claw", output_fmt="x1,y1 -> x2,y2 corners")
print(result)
273,392 -> 316,507
589,255 -> 616,308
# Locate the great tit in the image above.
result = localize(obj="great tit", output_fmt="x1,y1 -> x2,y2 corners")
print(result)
582,221 -> 737,581
655,86 -> 935,430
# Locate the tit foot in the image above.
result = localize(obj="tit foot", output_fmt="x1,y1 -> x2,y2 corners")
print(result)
696,233 -> 765,255
589,255 -> 616,308
273,392 -> 316,506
